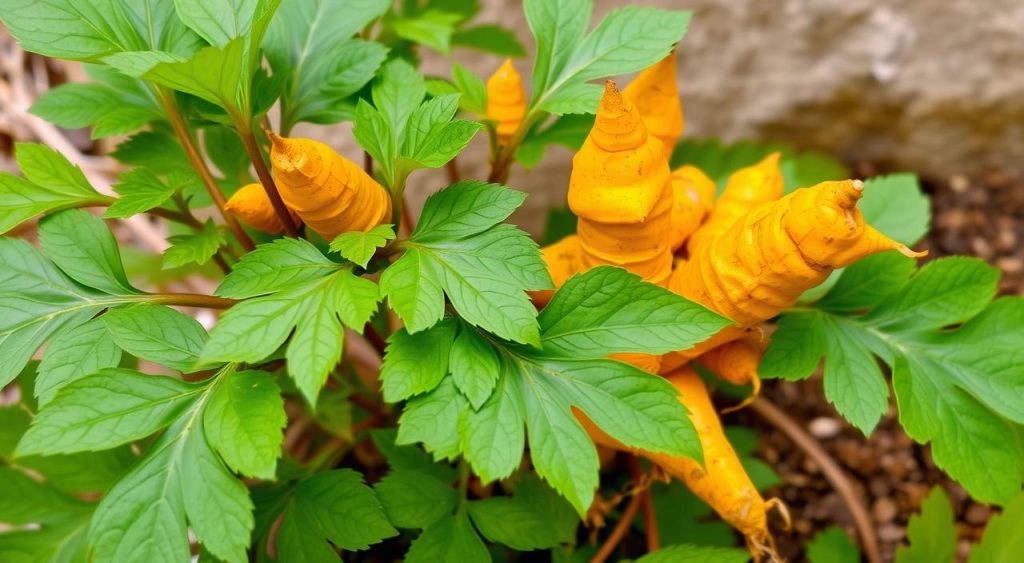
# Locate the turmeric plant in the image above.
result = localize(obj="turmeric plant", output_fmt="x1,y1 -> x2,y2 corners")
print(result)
0,1 -> 1020,562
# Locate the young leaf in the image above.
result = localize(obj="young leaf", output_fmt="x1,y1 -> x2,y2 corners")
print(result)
174,0 -> 274,47
16,369 -> 203,457
895,487 -> 957,563
451,63 -> 488,114
102,304 -> 208,372
764,257 -> 1024,503
163,219 -> 226,269
276,469 -> 397,559
452,24 -> 526,57
538,266 -> 730,357
449,323 -> 501,409
104,169 -> 178,219
390,10 -> 462,54
381,182 -> 551,344
35,318 -> 121,407
380,321 -> 457,403
330,224 -> 396,267
859,174 -> 932,246
375,469 -> 458,529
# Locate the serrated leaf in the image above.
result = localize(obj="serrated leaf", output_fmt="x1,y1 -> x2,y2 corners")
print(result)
381,321 -> 456,403
0,0 -> 144,61
405,510 -> 490,563
413,180 -> 526,241
391,10 -> 462,54
766,257 -> 1024,503
895,487 -> 957,563
203,370 -> 285,479
451,63 -> 487,114
0,144 -> 103,234
163,219 -> 226,269
539,266 -> 730,357
16,369 -> 202,457
467,476 -> 578,550
35,318 -> 121,406
111,131 -> 193,175
103,304 -> 208,371
375,469 -> 458,529
461,371 -> 525,482
38,209 -> 136,295
217,238 -> 340,299
450,324 -> 501,409
174,0 -> 264,47
397,377 -> 467,461
104,168 -> 177,218
330,224 -> 395,267
279,469 -> 397,556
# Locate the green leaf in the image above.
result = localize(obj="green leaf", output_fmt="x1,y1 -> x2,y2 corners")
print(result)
0,144 -> 104,234
381,321 -> 457,403
203,370 -> 284,481
895,487 -> 957,563
635,544 -> 749,563
111,131 -> 193,175
539,266 -> 730,357
405,510 -> 490,563
35,318 -> 121,407
174,0 -> 266,46
30,79 -> 159,135
375,469 -> 458,529
104,168 -> 178,219
527,2 -> 691,114
373,58 -> 426,141
205,268 -> 380,404
370,428 -> 456,482
517,114 -> 593,168
92,107 -> 158,138
103,303 -> 207,371
89,379 -> 254,563
16,369 -> 202,457
217,237 -> 340,299
401,96 -> 483,169
968,491 -> 1024,563
330,224 -> 395,267
397,377 -> 467,461
468,475 -> 578,550
382,182 -> 550,344
37,209 -> 136,295
807,527 -> 860,563
353,99 -> 395,180
451,63 -> 488,114
390,10 -> 462,54
450,323 -> 501,409
452,24 -> 526,57
765,257 -> 1024,503
0,0 -> 143,61
279,469 -> 397,557
163,219 -> 226,269
859,174 -> 931,246
649,480 -> 735,548
265,0 -> 389,130
16,447 -> 135,495
0,238 -> 113,387
0,466 -> 90,526
461,370 -> 525,482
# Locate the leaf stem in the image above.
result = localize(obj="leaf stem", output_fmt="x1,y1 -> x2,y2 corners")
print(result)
158,91 -> 255,252
629,456 -> 660,553
147,292 -> 237,309
237,124 -> 300,237
487,112 -> 537,183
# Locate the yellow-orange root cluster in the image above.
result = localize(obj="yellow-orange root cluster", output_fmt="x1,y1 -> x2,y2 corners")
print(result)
568,81 -> 674,286
224,183 -> 301,235
535,57 -> 925,556
623,52 -> 683,161
268,133 -> 391,241
486,59 -> 527,141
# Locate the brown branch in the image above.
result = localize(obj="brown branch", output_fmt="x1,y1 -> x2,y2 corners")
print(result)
159,93 -> 255,251
445,158 -> 460,184
362,323 -> 388,356
148,293 -> 237,309
240,127 -> 299,237
627,456 -> 660,554
363,150 -> 373,176
751,397 -> 881,563
591,483 -> 643,563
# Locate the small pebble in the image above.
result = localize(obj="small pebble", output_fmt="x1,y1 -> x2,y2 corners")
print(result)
873,497 -> 898,523
809,417 -> 842,439
950,175 -> 970,193
965,503 -> 991,525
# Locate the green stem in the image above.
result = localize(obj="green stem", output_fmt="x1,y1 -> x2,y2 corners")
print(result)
158,90 -> 255,251
456,459 -> 471,512
236,121 -> 300,237
487,111 -> 539,184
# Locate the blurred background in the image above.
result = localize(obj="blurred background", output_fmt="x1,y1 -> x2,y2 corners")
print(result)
1,1 -> 1021,560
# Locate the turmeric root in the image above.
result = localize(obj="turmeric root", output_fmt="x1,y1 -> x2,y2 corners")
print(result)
224,183 -> 301,235
268,132 -> 391,241
670,179 -> 925,326
486,59 -> 527,142
568,81 -> 674,286
685,153 -> 784,255
668,165 -> 716,252
697,330 -> 765,411
623,52 -> 683,162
